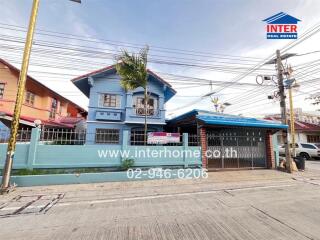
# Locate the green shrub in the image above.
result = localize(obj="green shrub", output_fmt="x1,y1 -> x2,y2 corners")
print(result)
120,158 -> 135,170
15,169 -> 44,175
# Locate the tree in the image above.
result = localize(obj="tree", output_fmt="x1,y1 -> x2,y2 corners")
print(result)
116,46 -> 149,145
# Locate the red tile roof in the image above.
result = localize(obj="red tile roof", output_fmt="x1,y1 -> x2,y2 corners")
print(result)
0,111 -> 81,128
71,64 -> 175,91
71,64 -> 115,82
264,117 -> 320,132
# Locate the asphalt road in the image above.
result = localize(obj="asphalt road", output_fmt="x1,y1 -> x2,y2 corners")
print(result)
306,159 -> 320,171
1,169 -> 320,240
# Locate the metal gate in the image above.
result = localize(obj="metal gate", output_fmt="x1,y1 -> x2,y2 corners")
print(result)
206,129 -> 267,169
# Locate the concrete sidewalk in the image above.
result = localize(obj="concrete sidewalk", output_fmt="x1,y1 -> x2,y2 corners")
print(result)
0,169 -> 299,203
1,169 -> 320,240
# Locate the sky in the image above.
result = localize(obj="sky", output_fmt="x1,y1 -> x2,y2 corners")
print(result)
0,0 -> 320,118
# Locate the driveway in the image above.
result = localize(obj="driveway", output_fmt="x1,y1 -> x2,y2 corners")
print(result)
1,169 -> 320,240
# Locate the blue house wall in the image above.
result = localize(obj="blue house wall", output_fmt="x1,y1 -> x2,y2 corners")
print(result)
72,67 -> 176,144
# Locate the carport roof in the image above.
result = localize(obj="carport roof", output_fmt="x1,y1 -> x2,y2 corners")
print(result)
168,109 -> 288,129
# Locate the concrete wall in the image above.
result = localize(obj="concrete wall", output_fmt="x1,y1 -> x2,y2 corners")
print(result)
0,129 -> 202,170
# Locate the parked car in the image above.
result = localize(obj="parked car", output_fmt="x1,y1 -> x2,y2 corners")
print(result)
279,143 -> 320,160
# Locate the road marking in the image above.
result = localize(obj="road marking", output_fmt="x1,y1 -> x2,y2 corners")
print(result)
0,183 -> 297,212
227,184 -> 294,192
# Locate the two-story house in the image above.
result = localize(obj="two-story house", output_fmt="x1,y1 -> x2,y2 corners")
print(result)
0,58 -> 87,129
72,65 -> 176,144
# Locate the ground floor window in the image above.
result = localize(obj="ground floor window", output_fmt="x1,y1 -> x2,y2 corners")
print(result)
95,128 -> 120,144
307,135 -> 320,143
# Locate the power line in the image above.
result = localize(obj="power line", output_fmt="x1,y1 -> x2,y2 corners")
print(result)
0,22 -> 264,61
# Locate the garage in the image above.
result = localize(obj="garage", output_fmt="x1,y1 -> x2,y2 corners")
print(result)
206,128 -> 267,169
167,109 -> 287,170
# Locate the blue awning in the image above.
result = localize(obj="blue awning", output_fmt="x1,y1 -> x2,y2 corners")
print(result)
168,109 -> 287,129
197,115 -> 287,129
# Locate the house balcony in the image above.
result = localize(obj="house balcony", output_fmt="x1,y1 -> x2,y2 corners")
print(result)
125,107 -> 165,124
133,107 -> 160,117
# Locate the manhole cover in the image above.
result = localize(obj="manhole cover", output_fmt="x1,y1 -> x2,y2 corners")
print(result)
0,193 -> 64,217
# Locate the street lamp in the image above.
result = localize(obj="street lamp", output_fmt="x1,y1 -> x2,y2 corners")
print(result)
0,0 -> 81,194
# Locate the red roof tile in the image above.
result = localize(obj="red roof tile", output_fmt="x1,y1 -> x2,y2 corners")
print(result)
71,64 -> 176,92
264,117 -> 320,132
0,111 -> 81,128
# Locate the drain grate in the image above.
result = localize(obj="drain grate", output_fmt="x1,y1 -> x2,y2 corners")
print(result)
0,193 -> 64,217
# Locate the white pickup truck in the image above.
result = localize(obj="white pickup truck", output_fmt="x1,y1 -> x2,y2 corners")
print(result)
279,143 -> 320,160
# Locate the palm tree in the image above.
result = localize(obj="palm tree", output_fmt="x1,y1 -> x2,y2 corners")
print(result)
116,46 -> 149,145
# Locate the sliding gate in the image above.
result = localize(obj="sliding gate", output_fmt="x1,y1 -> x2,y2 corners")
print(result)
206,129 -> 267,169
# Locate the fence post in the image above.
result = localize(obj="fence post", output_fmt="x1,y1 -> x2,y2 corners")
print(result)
26,128 -> 40,170
183,133 -> 188,168
122,130 -> 129,162
272,133 -> 279,167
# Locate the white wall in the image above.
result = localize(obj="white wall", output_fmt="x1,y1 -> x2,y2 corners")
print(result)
277,132 -> 308,144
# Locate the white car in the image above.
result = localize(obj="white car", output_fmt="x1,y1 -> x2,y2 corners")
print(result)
279,143 -> 320,160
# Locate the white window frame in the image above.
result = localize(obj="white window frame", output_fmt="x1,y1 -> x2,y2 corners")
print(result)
99,93 -> 121,108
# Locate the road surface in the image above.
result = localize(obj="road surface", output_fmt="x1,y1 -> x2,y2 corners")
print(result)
1,169 -> 320,240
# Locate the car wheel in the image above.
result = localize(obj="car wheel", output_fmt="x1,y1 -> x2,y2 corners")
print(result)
300,152 -> 311,160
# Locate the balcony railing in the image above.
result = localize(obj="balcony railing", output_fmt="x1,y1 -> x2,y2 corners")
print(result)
133,107 -> 159,117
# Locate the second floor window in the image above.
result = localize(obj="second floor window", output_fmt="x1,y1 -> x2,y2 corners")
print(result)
25,91 -> 36,106
136,97 -> 154,109
0,83 -> 5,99
100,93 -> 120,108
135,97 -> 155,115
49,98 -> 58,119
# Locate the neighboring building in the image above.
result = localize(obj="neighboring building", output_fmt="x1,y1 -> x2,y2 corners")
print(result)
167,109 -> 286,170
265,116 -> 320,144
267,108 -> 320,125
0,58 -> 87,129
72,65 -> 176,144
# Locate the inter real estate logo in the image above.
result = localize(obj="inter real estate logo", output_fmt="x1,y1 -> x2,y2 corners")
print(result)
263,12 -> 301,39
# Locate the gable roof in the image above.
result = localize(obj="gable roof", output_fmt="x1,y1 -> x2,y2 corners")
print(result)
0,58 -> 86,112
71,64 -> 176,102
265,117 -> 320,132
263,12 -> 301,24
168,109 -> 287,129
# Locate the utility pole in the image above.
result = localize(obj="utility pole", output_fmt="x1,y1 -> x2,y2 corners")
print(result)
288,87 -> 296,157
0,0 -> 40,194
0,0 -> 81,194
285,65 -> 297,157
276,49 -> 292,173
